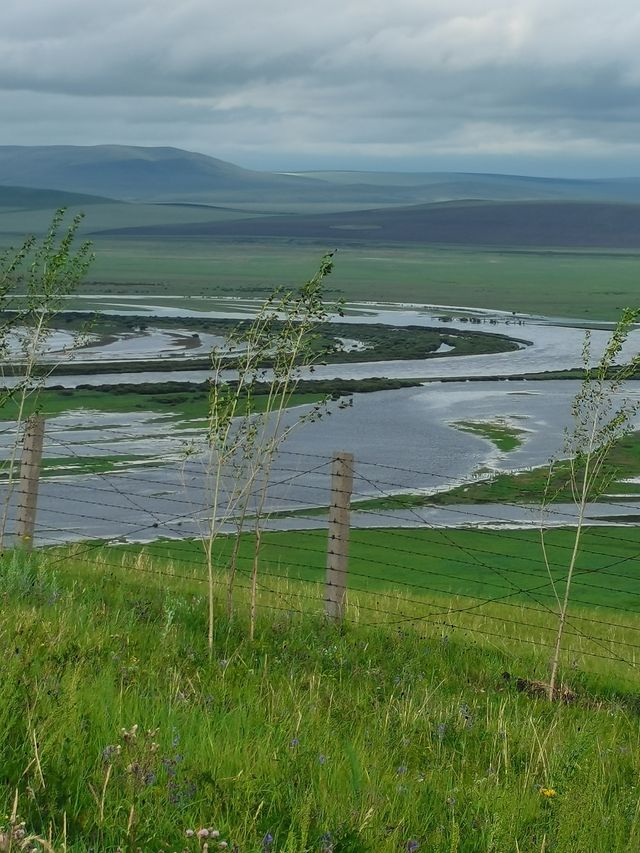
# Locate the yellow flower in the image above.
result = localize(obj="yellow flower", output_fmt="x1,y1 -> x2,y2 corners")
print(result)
540,787 -> 557,798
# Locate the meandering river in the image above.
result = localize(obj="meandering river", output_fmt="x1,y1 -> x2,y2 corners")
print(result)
3,301 -> 640,544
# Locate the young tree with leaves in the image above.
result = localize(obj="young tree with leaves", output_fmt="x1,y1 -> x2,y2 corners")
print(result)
0,209 -> 93,548
544,308 -> 640,699
203,252 -> 338,647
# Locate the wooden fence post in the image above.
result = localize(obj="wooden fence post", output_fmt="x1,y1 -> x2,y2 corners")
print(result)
15,414 -> 45,550
325,451 -> 354,623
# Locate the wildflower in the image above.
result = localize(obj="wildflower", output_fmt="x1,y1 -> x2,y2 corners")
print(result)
320,831 -> 333,852
289,737 -> 300,748
262,832 -> 274,850
396,766 -> 407,775
459,704 -> 473,727
185,829 -> 195,838
437,723 -> 447,741
540,787 -> 557,798
197,828 -> 210,839
122,724 -> 138,740
318,754 -> 326,765
211,830 -> 221,839
102,744 -> 121,763
406,841 -> 420,852
446,796 -> 456,807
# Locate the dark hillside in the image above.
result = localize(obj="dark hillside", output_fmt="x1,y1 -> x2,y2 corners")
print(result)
98,199 -> 640,248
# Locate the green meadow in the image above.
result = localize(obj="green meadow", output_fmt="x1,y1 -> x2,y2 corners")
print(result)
1,532 -> 639,852
78,238 -> 640,321
3,210 -> 640,318
106,526 -> 640,634
0,387 -> 324,425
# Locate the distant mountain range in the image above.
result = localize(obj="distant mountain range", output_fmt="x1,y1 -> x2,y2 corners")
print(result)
3,145 -> 640,248
2,144 -> 640,206
0,145 -> 404,205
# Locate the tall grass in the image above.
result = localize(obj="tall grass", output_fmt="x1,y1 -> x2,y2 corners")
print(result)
0,545 -> 638,852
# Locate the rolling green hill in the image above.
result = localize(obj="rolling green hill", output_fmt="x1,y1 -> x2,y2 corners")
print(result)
0,184 -> 116,210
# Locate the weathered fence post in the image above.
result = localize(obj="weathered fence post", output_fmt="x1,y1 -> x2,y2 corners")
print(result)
325,451 -> 354,622
15,414 -> 45,550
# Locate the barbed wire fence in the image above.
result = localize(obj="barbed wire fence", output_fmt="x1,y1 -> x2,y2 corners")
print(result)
3,414 -> 640,684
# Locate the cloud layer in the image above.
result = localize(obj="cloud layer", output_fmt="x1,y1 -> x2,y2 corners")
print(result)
2,0 -> 640,174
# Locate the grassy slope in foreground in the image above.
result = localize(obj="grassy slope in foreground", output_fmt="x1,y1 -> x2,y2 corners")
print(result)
1,542 -> 639,852
110,526 -> 640,617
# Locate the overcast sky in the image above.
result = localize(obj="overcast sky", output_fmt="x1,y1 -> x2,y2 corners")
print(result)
2,0 -> 640,176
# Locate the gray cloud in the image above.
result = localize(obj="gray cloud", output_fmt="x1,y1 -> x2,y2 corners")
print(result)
2,0 -> 640,174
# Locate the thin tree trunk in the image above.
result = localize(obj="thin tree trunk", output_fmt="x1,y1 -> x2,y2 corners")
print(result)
547,505 -> 585,700
249,527 -> 262,641
227,528 -> 242,619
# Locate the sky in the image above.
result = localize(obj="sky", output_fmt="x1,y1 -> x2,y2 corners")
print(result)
2,0 -> 640,177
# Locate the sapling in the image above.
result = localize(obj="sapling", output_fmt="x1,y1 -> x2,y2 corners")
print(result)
204,253 -> 337,647
544,308 -> 640,700
0,209 -> 93,548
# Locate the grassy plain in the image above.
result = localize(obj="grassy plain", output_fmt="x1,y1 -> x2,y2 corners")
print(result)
0,538 -> 639,851
111,526 -> 640,617
0,387 -> 325,424
3,228 -> 639,319
71,238 -> 640,320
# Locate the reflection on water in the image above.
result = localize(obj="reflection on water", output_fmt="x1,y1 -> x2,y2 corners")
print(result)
3,298 -> 640,544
